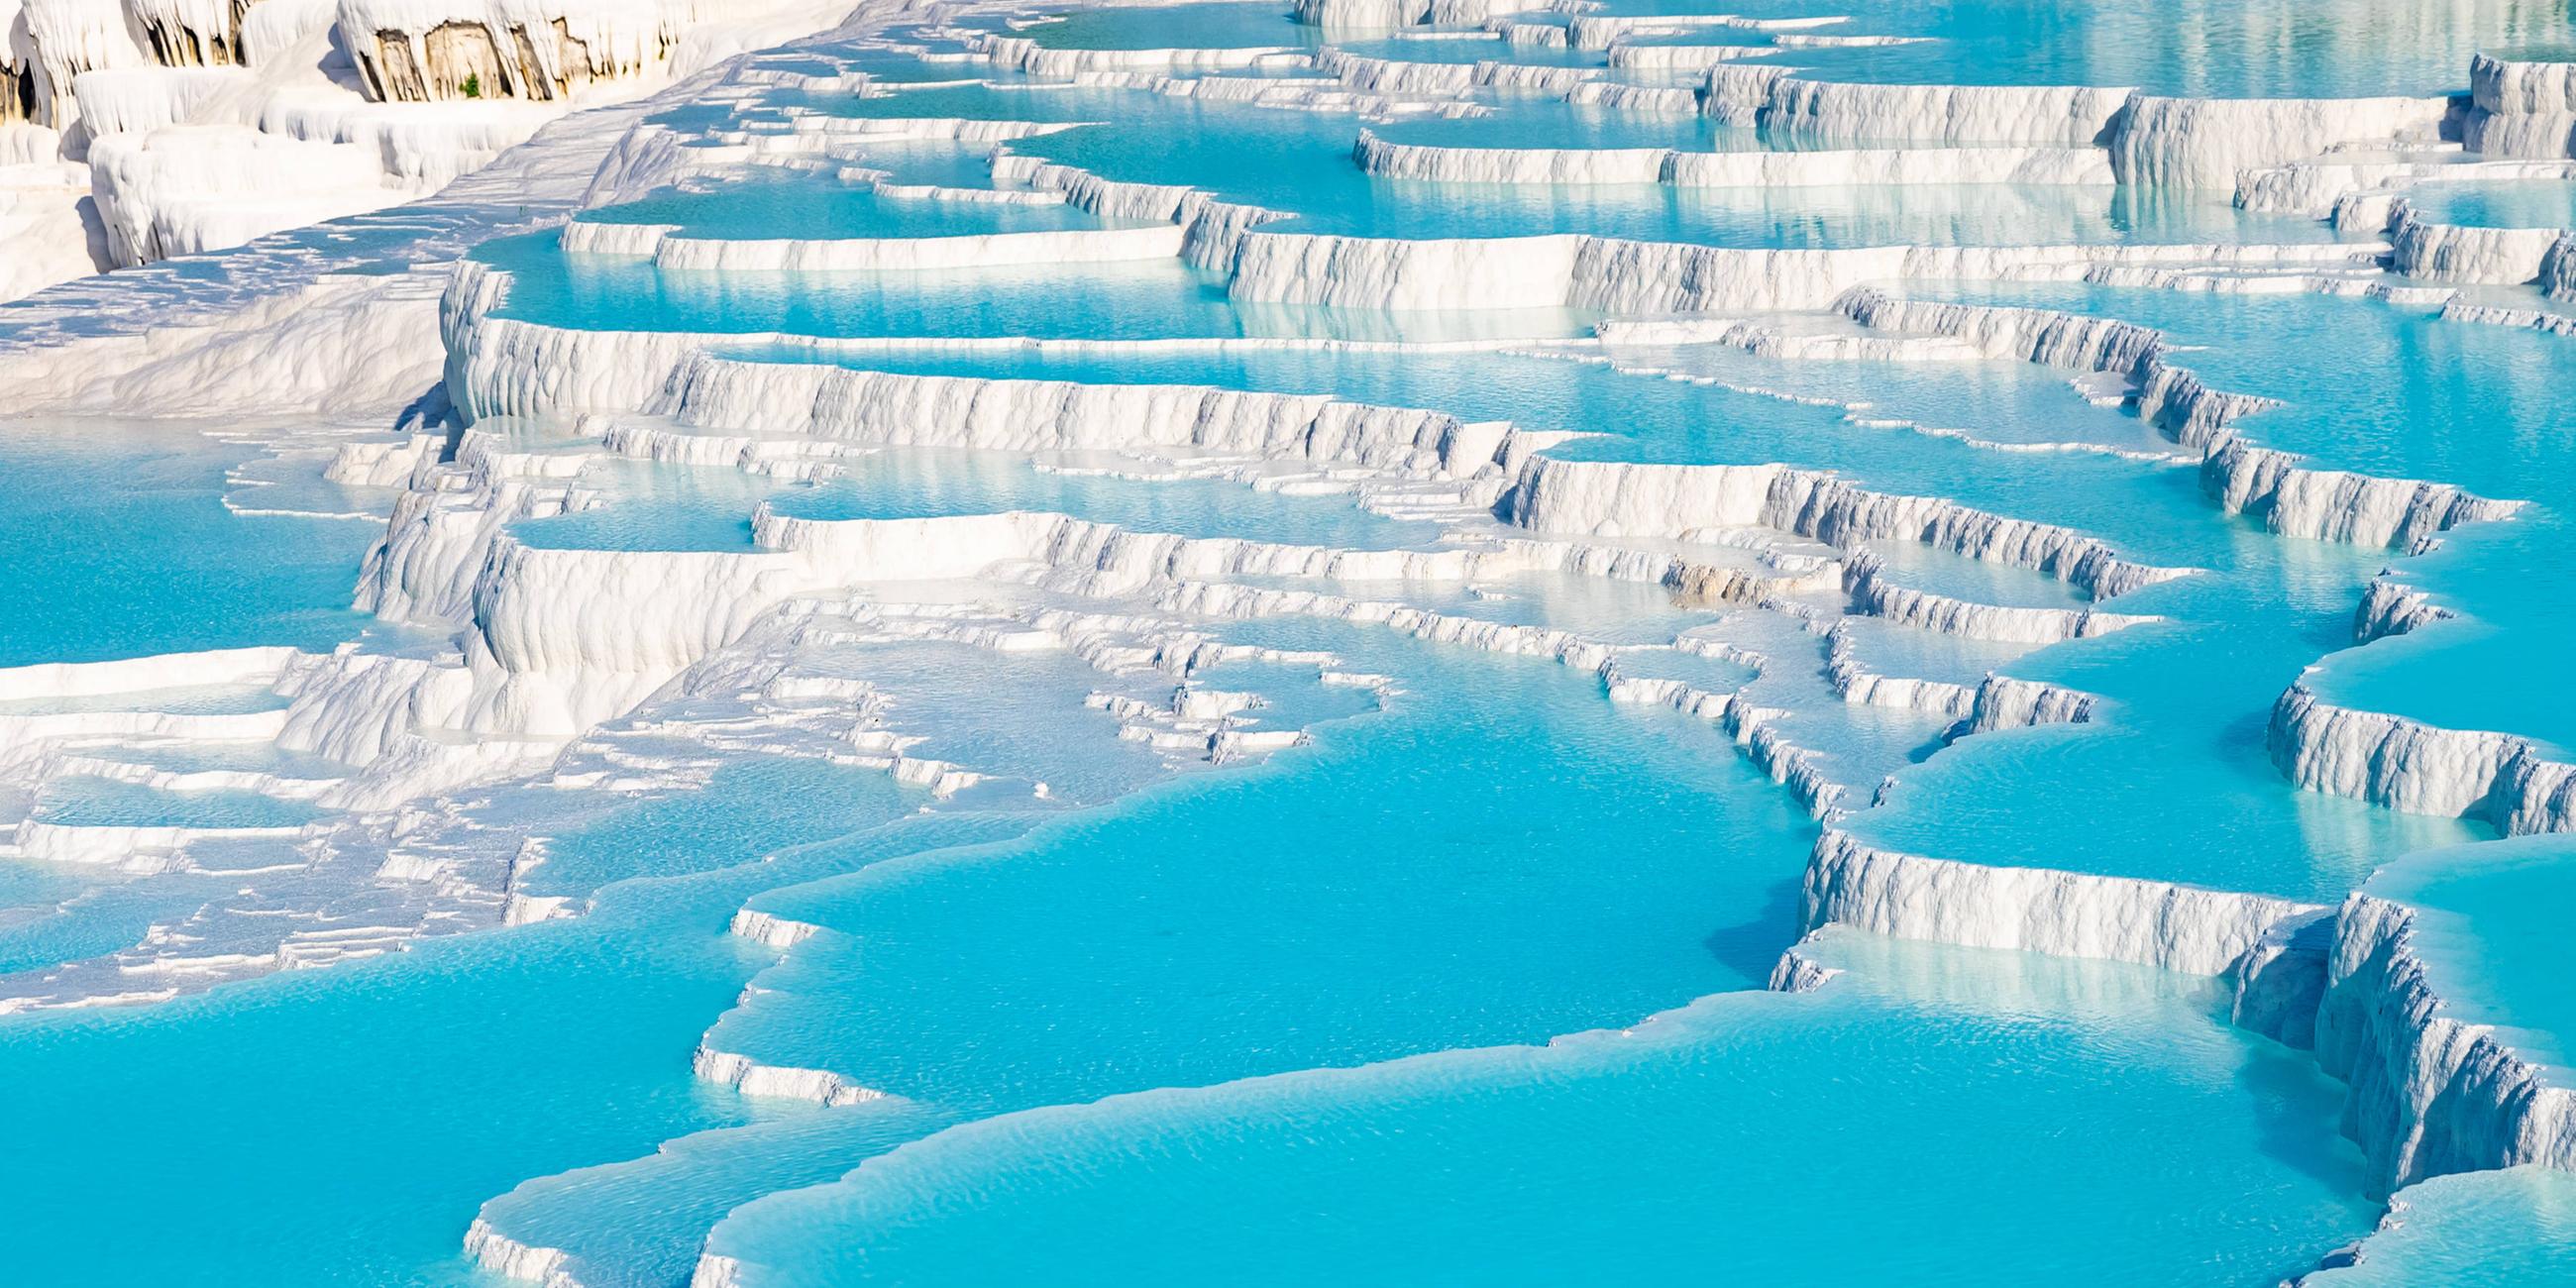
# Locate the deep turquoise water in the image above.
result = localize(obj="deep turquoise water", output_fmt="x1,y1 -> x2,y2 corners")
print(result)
1842,542 -> 2487,901
698,931 -> 2374,1287
0,811 -> 1034,1285
700,621 -> 1815,1115
476,1102 -> 971,1288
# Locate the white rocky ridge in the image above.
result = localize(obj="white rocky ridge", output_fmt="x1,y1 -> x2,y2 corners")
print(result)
968,142 -> 2384,312
1823,624 -> 1977,720
2311,891 -> 2576,1195
438,276 -> 2189,616
1319,48 -> 1594,98
1287,0 -> 1506,30
2465,53 -> 2576,161
1801,828 -> 2324,977
1351,128 -> 2113,187
1835,289 -> 2526,552
560,216 -> 1187,270
2438,291 -> 2576,334
2106,93 -> 2456,190
1687,62 -> 2471,192
2227,908 -> 2334,1049
1219,228 -> 2382,314
0,558 -> 1382,1009
2240,154 -> 2576,221
2382,200 -> 2576,291
2269,684 -> 2576,837
462,1219 -> 583,1288
1710,69 -> 2131,149
2354,574 -> 2452,642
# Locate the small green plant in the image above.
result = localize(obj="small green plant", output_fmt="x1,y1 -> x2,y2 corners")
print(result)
461,72 -> 483,99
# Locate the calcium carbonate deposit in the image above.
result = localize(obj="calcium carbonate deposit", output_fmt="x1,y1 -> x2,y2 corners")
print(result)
0,0 -> 2572,1282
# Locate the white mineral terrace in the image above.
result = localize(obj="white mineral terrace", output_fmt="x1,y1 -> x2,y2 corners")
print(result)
3,0 -> 2574,1282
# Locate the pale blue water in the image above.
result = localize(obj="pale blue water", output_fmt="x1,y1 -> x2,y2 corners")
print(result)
1009,91 -> 2330,247
1371,99 -> 1751,150
2365,834 -> 2576,1074
481,234 -> 1248,338
2404,179 -> 2576,230
511,457 -> 780,552
838,142 -> 1025,192
0,420 -> 370,667
1611,332 -> 2178,455
482,231 -> 1592,343
0,685 -> 288,717
31,777 -> 325,830
1605,642 -> 1763,691
512,756 -> 920,900
1561,0 -> 2561,97
765,40 -> 1007,85
1934,282 -> 2576,764
0,880 -> 203,977
574,169 -> 1136,241
1859,536 -> 2092,607
809,78 -> 1125,125
1332,34 -> 1603,68
1379,571 -> 1727,643
765,448 -> 1445,547
1932,284 -> 2563,494
1019,2 -> 1326,53
1186,655 -> 1383,732
2307,1167 -> 2576,1286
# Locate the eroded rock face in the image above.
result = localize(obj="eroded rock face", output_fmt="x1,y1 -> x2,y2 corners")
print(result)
341,2 -> 683,103
1,63 -> 33,126
132,0 -> 255,66
2466,53 -> 2576,160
